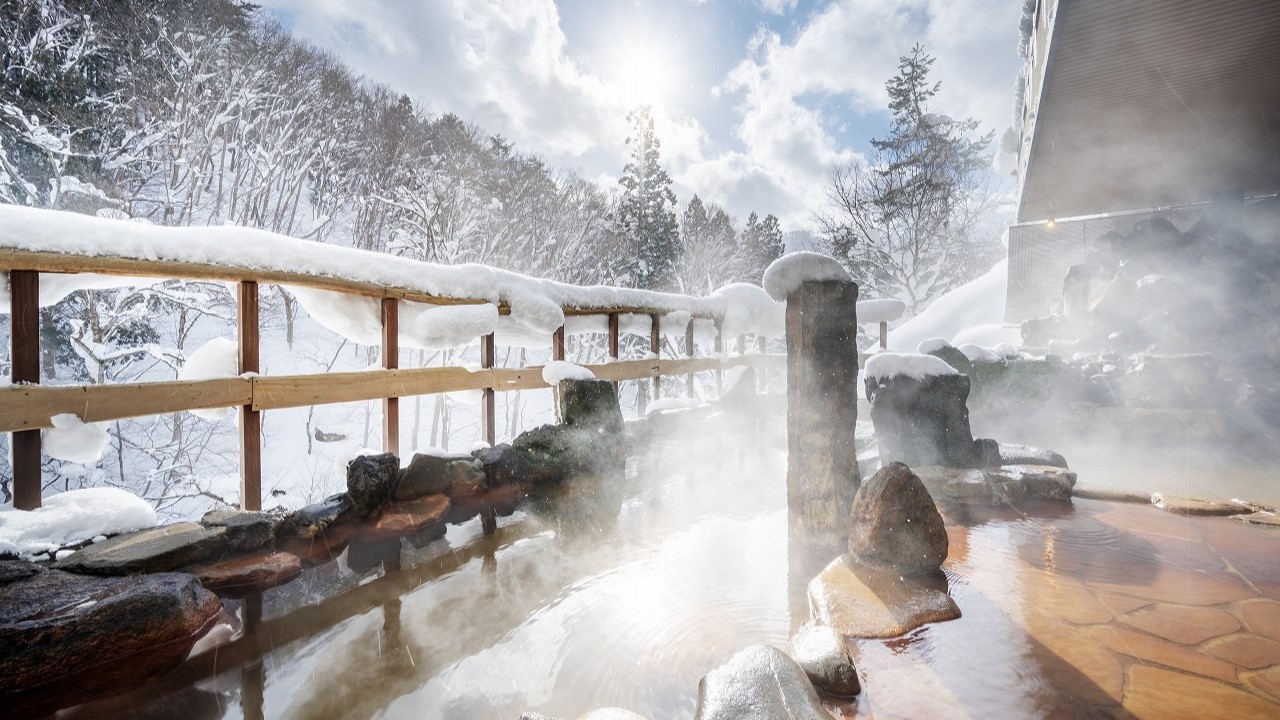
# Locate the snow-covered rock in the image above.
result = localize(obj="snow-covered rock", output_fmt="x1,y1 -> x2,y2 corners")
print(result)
542,361 -> 595,385
0,487 -> 156,559
864,352 -> 959,382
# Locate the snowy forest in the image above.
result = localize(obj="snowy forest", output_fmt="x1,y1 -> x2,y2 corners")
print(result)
0,0 -> 788,514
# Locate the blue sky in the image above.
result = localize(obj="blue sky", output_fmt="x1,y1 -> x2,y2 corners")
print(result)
259,0 -> 1024,231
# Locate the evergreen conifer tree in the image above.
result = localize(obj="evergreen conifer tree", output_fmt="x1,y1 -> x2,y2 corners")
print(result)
616,106 -> 679,290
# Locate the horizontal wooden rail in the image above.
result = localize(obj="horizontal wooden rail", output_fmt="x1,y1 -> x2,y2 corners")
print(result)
0,248 -> 721,319
0,355 -> 786,433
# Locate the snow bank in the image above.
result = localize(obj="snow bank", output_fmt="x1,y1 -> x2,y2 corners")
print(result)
864,352 -> 959,382
889,259 -> 1020,352
178,337 -> 239,421
709,283 -> 785,337
958,343 -> 1004,362
0,487 -> 155,559
542,361 -> 595,384
42,414 -> 110,464
762,252 -> 852,301
857,298 -> 906,324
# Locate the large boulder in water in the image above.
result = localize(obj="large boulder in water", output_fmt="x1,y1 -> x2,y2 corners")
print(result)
694,644 -> 829,720
848,462 -> 948,576
560,379 -> 624,434
395,452 -> 462,500
789,623 -> 861,696
346,452 -> 400,517
864,353 -> 981,468
0,559 -> 221,713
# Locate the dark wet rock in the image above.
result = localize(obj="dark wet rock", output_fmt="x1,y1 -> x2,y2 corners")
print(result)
395,452 -> 463,500
361,494 -> 451,541
997,442 -> 1069,468
694,644 -> 828,720
926,343 -> 975,377
449,466 -> 487,497
789,623 -> 860,697
347,452 -> 401,517
513,423 -> 618,485
445,484 -> 528,525
560,379 -> 624,434
914,467 -> 1005,504
809,554 -> 961,639
849,462 -> 948,576
279,493 -> 354,540
199,509 -> 277,552
276,494 -> 358,566
184,550 -> 302,598
474,443 -> 524,487
994,465 -> 1077,501
0,561 -> 220,712
866,372 -> 980,468
55,523 -> 228,576
0,560 -> 39,586
974,437 -> 1001,468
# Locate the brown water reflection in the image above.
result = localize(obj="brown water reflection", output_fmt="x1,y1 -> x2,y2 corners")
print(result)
58,437 -> 1280,719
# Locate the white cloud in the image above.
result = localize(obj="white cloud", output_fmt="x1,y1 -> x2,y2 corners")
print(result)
258,0 -> 1021,235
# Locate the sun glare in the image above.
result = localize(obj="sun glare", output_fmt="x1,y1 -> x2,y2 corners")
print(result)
611,38 -> 680,106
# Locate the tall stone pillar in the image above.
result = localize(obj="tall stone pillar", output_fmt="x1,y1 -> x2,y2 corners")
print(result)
786,279 -> 861,555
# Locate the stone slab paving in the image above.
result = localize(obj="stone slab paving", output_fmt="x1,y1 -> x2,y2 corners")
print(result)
825,497 -> 1280,718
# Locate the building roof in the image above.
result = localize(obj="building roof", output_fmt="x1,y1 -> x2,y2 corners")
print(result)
1016,0 -> 1280,222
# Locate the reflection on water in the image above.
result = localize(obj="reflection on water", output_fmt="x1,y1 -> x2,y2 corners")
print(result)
60,420 -> 1280,719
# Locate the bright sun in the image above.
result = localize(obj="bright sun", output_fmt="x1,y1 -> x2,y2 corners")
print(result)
611,38 -> 679,106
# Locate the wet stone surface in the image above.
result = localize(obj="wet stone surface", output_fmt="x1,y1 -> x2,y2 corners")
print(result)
55,522 -> 227,575
789,623 -> 861,696
694,644 -> 829,720
809,555 -> 961,639
0,560 -> 221,713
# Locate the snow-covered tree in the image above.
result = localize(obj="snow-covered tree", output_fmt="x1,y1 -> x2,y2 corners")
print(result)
675,195 -> 737,293
819,45 -> 1002,314
738,211 -> 784,285
616,106 -> 679,291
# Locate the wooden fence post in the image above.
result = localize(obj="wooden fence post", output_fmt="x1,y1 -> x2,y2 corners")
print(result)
10,270 -> 41,510
381,298 -> 399,456
684,321 -> 695,397
552,325 -> 565,362
649,313 -> 660,401
714,318 -> 724,396
238,280 -> 261,512
480,333 -> 496,447
879,321 -> 888,350
607,313 -> 620,359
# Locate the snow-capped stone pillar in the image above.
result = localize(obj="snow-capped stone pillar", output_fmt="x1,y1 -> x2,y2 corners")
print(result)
764,252 -> 861,552
238,280 -> 262,512
10,270 -> 41,510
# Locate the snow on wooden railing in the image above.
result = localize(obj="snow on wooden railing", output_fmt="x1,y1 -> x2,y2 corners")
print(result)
1,207 -> 787,512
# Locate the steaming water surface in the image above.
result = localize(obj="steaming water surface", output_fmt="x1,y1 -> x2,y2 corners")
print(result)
59,419 -> 1280,719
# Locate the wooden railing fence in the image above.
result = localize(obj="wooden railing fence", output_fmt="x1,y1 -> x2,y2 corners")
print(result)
2,250 -> 784,512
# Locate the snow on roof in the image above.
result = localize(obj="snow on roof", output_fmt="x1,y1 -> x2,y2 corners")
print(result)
761,251 -> 852,300
0,206 -> 784,341
0,487 -> 156,559
864,352 -> 960,382
857,298 -> 906,324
